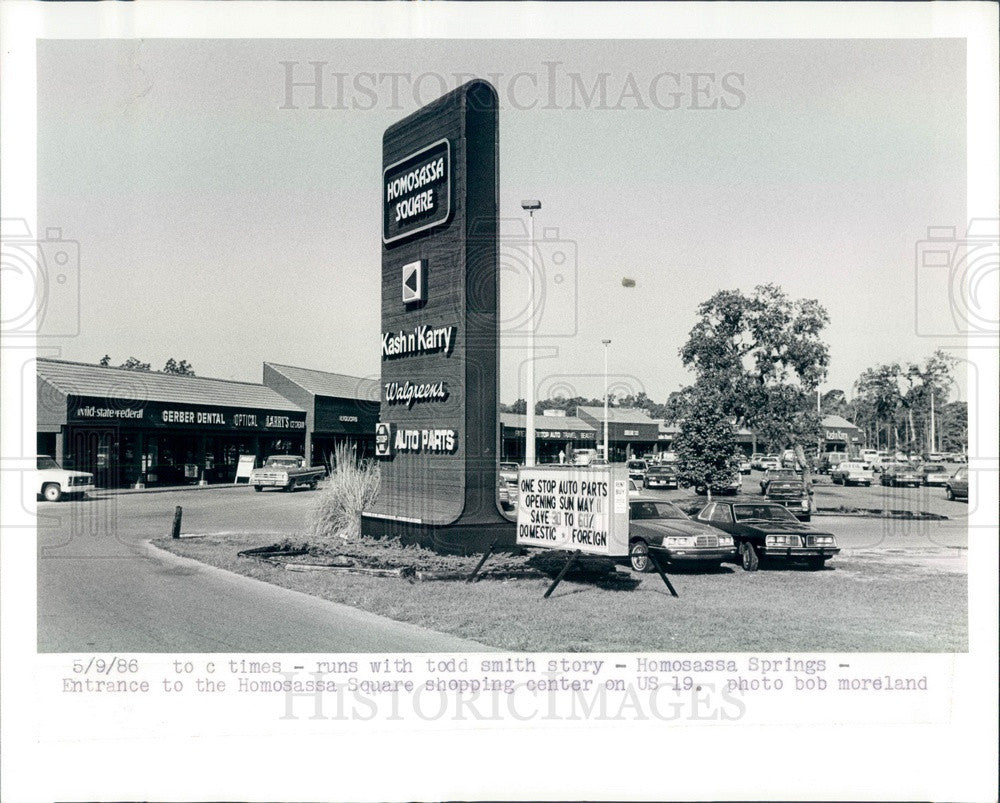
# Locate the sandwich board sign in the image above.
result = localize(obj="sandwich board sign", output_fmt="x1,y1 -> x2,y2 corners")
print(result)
516,464 -> 629,557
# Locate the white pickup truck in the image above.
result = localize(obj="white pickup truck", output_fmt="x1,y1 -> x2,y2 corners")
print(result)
36,455 -> 94,501
249,455 -> 325,492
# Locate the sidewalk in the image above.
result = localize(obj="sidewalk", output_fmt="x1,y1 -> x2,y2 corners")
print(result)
93,482 -> 251,497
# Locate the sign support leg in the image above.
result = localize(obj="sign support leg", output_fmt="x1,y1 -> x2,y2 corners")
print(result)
648,549 -> 678,597
466,538 -> 498,583
543,549 -> 581,599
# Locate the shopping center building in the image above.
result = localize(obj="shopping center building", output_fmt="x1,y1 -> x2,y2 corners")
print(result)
36,358 -> 376,488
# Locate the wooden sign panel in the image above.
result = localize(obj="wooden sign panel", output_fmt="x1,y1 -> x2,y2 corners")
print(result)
362,80 -> 513,551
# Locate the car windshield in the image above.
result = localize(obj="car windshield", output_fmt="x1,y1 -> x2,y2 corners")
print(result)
627,461 -> 646,469
923,464 -> 945,472
37,456 -> 60,470
630,501 -> 688,521
733,504 -> 798,523
265,457 -> 301,468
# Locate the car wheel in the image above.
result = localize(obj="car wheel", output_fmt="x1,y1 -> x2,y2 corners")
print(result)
946,486 -> 954,501
629,540 -> 654,573
253,485 -> 263,492
739,541 -> 760,572
42,483 -> 62,502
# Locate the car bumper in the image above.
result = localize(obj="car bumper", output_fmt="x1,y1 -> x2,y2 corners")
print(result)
645,479 -> 677,488
655,547 -> 736,562
64,484 -> 94,495
762,546 -> 840,558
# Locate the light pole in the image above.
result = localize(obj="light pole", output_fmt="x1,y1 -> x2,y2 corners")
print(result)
521,199 -> 541,466
602,339 -> 611,462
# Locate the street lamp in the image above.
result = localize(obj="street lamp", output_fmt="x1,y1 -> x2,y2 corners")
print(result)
602,339 -> 611,462
521,199 -> 541,467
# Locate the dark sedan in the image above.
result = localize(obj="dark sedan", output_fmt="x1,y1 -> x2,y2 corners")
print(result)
945,468 -> 968,501
880,463 -> 922,487
643,464 -> 679,489
695,499 -> 839,571
627,499 -> 735,573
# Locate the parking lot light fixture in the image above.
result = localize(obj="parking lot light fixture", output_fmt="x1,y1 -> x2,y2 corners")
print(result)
603,339 -> 611,461
521,200 -> 541,466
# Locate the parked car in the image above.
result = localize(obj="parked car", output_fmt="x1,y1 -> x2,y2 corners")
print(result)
626,460 -> 648,482
759,468 -> 798,494
945,468 -> 968,501
643,464 -> 679,489
696,499 -> 840,571
920,463 -> 950,487
627,499 -> 735,572
758,455 -> 781,471
927,452 -> 948,463
738,457 -> 752,475
694,473 -> 742,496
860,449 -> 879,469
572,448 -> 598,466
879,463 -> 922,488
498,476 -> 514,509
780,449 -> 798,469
250,455 -> 325,492
589,457 -> 610,467
499,462 -> 519,484
750,453 -> 766,470
659,451 -> 679,464
762,475 -> 813,521
36,455 -> 94,502
829,461 -> 873,487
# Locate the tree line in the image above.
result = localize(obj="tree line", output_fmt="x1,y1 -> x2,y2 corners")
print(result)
502,282 -> 962,492
98,355 -> 195,376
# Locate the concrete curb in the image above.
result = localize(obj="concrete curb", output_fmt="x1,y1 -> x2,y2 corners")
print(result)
94,483 -> 251,497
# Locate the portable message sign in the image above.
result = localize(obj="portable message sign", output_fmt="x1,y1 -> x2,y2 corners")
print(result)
233,454 -> 256,484
515,464 -> 630,557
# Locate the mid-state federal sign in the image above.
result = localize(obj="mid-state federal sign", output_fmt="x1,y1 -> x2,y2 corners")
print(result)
362,80 -> 513,553
516,465 -> 630,557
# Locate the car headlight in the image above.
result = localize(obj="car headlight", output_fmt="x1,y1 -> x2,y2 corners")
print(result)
664,536 -> 694,547
766,535 -> 800,547
717,535 -> 733,546
813,535 -> 835,546
800,499 -> 810,511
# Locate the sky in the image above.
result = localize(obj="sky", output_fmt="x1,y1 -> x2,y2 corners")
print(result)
37,37 -> 969,404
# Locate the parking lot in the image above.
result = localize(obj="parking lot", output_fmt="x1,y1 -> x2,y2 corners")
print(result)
37,468 -> 969,652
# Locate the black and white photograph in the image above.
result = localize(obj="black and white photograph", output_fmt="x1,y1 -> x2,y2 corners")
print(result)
1,2 -> 997,801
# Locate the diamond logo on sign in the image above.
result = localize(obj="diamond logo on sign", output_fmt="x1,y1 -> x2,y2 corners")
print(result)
402,260 -> 425,304
375,422 -> 394,458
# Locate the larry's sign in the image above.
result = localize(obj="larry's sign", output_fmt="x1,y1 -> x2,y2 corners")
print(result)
363,80 -> 512,553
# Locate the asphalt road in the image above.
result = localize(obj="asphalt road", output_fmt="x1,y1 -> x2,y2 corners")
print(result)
37,486 -> 487,653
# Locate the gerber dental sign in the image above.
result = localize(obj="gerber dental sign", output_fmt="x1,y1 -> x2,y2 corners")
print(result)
383,139 -> 451,243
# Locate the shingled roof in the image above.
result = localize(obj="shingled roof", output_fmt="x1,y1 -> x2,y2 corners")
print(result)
37,358 -> 303,411
264,362 -> 380,401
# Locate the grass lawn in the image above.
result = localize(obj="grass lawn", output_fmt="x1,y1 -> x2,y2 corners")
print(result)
154,533 -> 967,652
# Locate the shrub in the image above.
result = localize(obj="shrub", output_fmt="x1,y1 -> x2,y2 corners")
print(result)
312,442 -> 380,543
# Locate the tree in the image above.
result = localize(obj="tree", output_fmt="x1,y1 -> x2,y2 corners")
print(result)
119,357 -> 151,372
500,399 -> 527,414
820,389 -> 848,418
672,382 -> 738,501
679,283 -> 830,450
853,363 -> 902,450
163,358 -> 195,376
